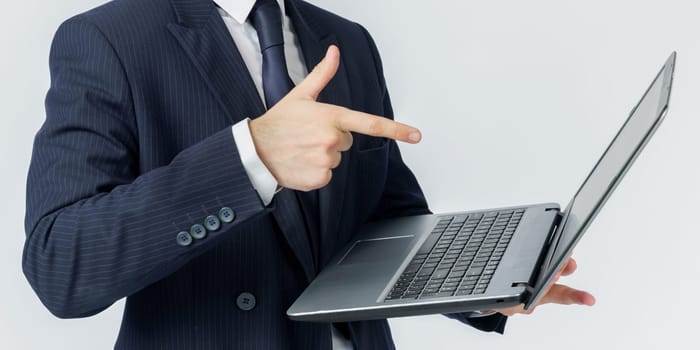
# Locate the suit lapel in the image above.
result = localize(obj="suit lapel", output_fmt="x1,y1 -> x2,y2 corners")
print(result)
167,0 -> 266,125
286,0 -> 352,266
168,0 -> 317,281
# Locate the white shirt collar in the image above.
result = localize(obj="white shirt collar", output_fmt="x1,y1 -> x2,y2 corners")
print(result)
219,0 -> 286,25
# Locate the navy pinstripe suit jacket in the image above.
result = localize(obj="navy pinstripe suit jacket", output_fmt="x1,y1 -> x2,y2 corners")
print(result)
24,0 -> 506,348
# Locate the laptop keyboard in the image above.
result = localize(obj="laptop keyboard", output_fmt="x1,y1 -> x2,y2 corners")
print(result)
385,209 -> 525,301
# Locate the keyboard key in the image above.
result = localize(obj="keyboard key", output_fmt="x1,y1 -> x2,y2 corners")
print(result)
406,285 -> 423,292
471,260 -> 487,267
462,274 -> 480,282
447,271 -> 464,279
433,269 -> 450,279
475,283 -> 489,290
452,265 -> 468,272
418,234 -> 442,255
466,266 -> 484,276
425,291 -> 454,298
461,282 -> 477,290
417,268 -> 434,277
440,282 -> 459,291
404,264 -> 421,274
440,287 -> 457,294
426,282 -> 443,289
454,259 -> 471,266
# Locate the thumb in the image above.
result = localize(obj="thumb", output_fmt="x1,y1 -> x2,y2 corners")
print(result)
292,45 -> 340,100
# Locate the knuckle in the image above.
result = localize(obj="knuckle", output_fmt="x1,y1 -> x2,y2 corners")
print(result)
321,156 -> 335,169
323,133 -> 341,148
393,128 -> 402,141
367,119 -> 384,136
330,153 -> 342,169
311,171 -> 332,188
330,106 -> 347,120
322,171 -> 333,185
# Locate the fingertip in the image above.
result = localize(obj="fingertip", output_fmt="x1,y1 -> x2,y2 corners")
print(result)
578,292 -> 596,306
326,45 -> 339,59
408,130 -> 422,143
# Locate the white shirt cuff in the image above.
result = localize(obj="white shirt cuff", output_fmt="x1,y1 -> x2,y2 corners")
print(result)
232,119 -> 278,206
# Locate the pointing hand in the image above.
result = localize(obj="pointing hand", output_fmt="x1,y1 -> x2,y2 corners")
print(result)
249,45 -> 422,191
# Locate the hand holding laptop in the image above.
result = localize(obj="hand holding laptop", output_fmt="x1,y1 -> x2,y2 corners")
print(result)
494,257 -> 595,317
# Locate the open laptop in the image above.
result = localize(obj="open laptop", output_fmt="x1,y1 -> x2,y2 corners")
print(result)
288,52 -> 676,322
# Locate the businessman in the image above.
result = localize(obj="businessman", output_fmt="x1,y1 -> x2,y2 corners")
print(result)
24,0 -> 594,348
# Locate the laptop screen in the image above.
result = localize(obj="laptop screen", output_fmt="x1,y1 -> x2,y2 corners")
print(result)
528,53 -> 676,307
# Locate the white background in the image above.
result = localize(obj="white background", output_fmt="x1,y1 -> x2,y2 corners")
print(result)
1,0 -> 698,349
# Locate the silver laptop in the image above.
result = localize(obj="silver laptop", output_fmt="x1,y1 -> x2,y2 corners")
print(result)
288,53 -> 676,322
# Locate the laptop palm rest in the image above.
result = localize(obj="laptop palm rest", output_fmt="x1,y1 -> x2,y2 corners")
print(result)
339,236 -> 414,266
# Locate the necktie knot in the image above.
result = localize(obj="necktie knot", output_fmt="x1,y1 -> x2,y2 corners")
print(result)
250,0 -> 284,51
249,0 -> 294,109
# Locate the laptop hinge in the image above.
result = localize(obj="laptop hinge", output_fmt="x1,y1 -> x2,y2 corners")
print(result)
518,211 -> 564,295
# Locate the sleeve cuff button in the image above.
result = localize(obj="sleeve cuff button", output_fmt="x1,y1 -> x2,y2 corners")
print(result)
176,231 -> 193,247
190,224 -> 207,240
218,207 -> 236,224
204,215 -> 221,231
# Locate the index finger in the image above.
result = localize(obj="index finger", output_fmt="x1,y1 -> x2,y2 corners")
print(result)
540,284 -> 596,306
336,110 -> 422,144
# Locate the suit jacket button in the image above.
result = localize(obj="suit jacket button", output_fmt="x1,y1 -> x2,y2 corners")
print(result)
219,207 -> 236,224
176,231 -> 193,247
204,215 -> 221,231
236,292 -> 256,311
190,224 -> 207,240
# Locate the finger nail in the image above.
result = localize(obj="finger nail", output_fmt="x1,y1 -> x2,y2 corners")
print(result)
408,131 -> 421,143
580,293 -> 595,306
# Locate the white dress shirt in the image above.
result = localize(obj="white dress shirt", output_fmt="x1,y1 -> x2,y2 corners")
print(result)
218,1 -> 354,349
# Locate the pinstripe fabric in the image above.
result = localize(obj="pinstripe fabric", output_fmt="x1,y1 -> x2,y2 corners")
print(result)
24,0 -> 505,348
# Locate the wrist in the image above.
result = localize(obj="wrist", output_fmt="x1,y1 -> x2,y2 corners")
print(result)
232,119 -> 278,206
247,119 -> 272,171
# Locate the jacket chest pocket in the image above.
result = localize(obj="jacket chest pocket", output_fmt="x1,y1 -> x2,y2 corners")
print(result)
351,135 -> 390,216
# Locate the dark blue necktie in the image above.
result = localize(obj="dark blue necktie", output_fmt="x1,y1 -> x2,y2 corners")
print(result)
249,0 -> 295,108
250,0 -> 322,268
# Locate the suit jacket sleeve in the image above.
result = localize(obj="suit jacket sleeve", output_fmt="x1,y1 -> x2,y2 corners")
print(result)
357,24 -> 508,334
23,17 -> 266,319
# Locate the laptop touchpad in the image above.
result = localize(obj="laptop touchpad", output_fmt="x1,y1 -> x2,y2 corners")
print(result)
339,236 -> 413,265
